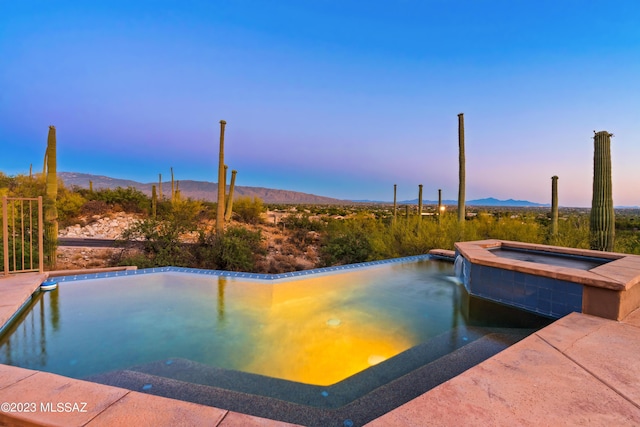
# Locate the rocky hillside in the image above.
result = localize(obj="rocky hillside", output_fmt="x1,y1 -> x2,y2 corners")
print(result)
56,211 -> 320,273
59,212 -> 142,239
59,172 -> 346,204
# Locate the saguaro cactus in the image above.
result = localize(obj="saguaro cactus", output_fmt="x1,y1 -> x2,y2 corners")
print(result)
418,184 -> 423,221
170,167 -> 175,202
223,165 -> 228,199
151,185 -> 157,218
457,113 -> 466,224
158,173 -> 163,201
224,169 -> 237,222
551,176 -> 559,236
216,120 -> 227,234
438,189 -> 443,223
590,131 -> 615,251
43,125 -> 58,269
393,184 -> 397,222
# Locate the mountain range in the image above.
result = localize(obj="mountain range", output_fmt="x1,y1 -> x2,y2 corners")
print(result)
397,197 -> 549,207
59,172 -> 345,204
59,172 -> 548,206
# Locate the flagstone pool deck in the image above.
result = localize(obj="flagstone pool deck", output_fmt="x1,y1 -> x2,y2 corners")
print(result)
1,271 -> 639,426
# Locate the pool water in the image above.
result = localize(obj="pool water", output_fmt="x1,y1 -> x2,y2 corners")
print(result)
489,247 -> 611,270
0,259 -> 545,388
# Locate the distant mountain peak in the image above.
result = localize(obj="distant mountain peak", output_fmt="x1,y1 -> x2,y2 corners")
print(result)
58,172 -> 346,204
392,197 -> 549,207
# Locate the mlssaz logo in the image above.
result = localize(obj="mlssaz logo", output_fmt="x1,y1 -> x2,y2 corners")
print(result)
40,402 -> 88,413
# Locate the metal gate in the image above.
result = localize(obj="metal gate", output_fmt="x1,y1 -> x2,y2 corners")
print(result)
2,196 -> 44,275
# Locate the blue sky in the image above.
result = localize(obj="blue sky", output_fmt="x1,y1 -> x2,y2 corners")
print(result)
1,1 -> 639,207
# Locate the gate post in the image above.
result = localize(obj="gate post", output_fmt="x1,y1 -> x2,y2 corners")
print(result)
38,196 -> 44,273
2,196 -> 8,276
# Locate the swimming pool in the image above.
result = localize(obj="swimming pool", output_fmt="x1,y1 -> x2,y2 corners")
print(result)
0,257 -> 550,426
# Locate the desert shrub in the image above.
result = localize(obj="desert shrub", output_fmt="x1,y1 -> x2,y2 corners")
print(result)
4,174 -> 47,197
0,172 -> 10,190
114,198 -> 201,267
81,200 -> 110,216
258,254 -> 306,274
90,186 -> 150,213
155,199 -> 173,218
320,228 -> 372,266
319,215 -> 385,265
115,217 -> 196,267
617,231 -> 640,254
198,201 -> 217,221
196,227 -> 265,271
165,198 -> 203,230
281,214 -> 327,252
616,213 -> 640,231
281,213 -> 326,232
56,189 -> 87,226
233,197 -> 264,224
547,215 -> 590,249
460,213 -> 543,244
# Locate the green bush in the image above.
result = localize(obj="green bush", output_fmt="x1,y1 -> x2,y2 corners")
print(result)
88,187 -> 150,213
319,215 -> 385,265
616,231 -> 640,254
115,217 -> 195,267
114,199 -> 201,268
57,189 -> 87,226
469,213 -> 544,243
81,200 -> 110,216
547,215 -> 590,249
233,196 -> 265,224
164,198 -> 204,230
281,213 -> 326,232
196,226 -> 265,271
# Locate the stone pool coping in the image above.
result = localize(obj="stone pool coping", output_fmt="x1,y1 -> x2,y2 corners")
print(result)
455,239 -> 640,291
456,239 -> 640,320
366,309 -> 640,426
48,254 -> 433,284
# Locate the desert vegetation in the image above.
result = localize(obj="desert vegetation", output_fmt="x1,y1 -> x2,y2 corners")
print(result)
2,171 -> 640,273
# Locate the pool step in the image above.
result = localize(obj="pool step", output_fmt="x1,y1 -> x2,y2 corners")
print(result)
85,330 -> 528,427
91,326 -> 508,408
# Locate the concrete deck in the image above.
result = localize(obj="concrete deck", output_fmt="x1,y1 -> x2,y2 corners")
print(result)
1,272 -> 640,426
366,311 -> 640,426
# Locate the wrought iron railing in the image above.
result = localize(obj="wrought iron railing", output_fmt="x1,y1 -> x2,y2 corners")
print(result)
2,196 -> 44,275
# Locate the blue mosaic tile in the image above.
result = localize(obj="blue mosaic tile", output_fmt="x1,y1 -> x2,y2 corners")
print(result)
49,254 -> 435,285
538,287 -> 552,301
458,254 -> 586,319
537,298 -> 551,312
565,292 -> 583,309
522,288 -> 539,308
551,300 -> 571,317
500,269 -> 515,283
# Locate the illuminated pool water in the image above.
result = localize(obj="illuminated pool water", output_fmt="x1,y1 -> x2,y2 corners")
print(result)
0,258 -> 551,425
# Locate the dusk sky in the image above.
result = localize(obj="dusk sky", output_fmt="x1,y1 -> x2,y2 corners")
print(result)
1,1 -> 639,207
